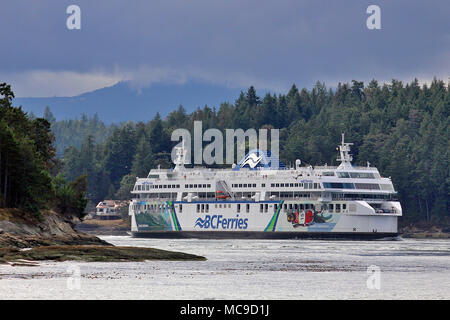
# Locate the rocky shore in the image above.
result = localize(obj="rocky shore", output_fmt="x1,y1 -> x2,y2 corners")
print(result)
0,209 -> 109,248
399,224 -> 450,239
0,209 -> 205,265
0,245 -> 206,265
74,218 -> 129,236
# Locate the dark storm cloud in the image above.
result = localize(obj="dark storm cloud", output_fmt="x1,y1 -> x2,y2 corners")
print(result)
0,0 -> 448,96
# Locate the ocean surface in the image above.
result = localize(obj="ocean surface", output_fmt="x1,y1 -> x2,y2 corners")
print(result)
0,236 -> 449,299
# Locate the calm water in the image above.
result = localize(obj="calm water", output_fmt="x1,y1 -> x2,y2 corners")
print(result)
0,236 -> 449,299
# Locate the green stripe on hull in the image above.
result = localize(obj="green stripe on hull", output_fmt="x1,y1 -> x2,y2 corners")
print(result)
264,200 -> 284,231
167,201 -> 182,231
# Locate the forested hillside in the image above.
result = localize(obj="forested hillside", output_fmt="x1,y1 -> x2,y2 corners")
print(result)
0,83 -> 88,219
41,107 -> 119,157
59,78 -> 449,224
5,79 -> 450,224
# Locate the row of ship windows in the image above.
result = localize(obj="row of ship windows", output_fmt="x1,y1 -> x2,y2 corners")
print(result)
279,203 -> 347,212
135,203 -> 269,213
193,203 -> 275,213
133,202 -> 348,214
332,193 -> 395,200
136,182 -> 321,191
135,184 -> 180,191
232,183 -> 258,188
191,202 -> 347,213
135,182 -> 385,192
185,184 -> 212,188
132,203 -> 268,213
135,183 -> 213,191
229,183 -> 321,189
134,192 -> 393,201
322,172 -> 377,179
323,183 -> 381,190
135,203 -> 318,214
271,182 -> 320,189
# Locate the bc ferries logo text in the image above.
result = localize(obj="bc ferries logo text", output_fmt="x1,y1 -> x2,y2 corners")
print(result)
195,215 -> 248,230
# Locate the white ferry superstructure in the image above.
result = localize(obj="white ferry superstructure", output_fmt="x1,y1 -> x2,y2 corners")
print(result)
129,134 -> 402,239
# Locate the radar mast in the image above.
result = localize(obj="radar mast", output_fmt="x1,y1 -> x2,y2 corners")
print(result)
173,139 -> 187,171
337,133 -> 354,169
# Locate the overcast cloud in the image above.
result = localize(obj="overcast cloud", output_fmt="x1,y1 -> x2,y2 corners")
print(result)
0,0 -> 448,97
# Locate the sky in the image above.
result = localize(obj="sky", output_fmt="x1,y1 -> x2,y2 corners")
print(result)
0,0 -> 449,97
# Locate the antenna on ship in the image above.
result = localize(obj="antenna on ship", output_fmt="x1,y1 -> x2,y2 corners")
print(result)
337,133 -> 353,169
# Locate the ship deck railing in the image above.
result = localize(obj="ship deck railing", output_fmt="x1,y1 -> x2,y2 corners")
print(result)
313,166 -> 379,171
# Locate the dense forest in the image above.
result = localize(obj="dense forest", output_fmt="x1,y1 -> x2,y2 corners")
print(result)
29,106 -> 119,157
0,83 -> 88,219
2,79 -> 449,225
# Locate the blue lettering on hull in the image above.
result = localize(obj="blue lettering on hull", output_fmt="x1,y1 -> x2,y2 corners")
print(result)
195,214 -> 249,230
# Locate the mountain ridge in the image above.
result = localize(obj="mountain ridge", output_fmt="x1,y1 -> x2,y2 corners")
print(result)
15,80 -> 244,123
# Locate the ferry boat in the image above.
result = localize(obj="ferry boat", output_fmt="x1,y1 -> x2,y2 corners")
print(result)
129,135 -> 402,239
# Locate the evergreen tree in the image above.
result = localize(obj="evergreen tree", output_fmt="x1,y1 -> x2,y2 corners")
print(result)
36,79 -> 449,225
131,135 -> 154,178
43,106 -> 56,125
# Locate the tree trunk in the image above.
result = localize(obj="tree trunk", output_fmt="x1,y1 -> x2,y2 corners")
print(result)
425,199 -> 430,223
418,197 -> 422,215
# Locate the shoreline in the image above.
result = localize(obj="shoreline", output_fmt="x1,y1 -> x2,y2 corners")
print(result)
75,218 -> 129,236
399,224 -> 450,239
0,245 -> 206,266
0,210 -> 206,265
400,232 -> 450,239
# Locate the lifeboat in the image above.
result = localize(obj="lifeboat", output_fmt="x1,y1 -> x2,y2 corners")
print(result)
215,190 -> 229,199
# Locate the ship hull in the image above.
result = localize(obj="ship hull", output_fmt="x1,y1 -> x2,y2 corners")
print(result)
131,230 -> 399,240
129,200 -> 401,240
